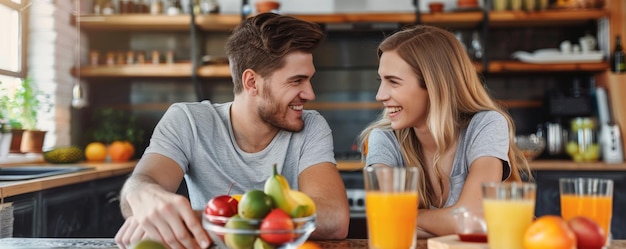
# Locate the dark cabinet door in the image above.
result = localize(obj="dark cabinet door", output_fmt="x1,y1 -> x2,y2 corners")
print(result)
41,182 -> 98,237
534,170 -> 626,240
5,193 -> 39,237
95,175 -> 128,237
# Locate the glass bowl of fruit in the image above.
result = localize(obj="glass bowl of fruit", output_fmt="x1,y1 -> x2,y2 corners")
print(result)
203,211 -> 316,249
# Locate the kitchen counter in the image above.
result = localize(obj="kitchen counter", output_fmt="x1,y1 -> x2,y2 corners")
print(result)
0,238 -> 625,249
0,159 -> 624,198
336,160 -> 626,171
0,161 -> 136,198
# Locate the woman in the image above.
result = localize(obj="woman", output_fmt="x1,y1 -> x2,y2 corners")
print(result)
359,25 -> 531,238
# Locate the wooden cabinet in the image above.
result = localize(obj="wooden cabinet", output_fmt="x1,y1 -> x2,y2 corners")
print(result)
6,175 -> 128,238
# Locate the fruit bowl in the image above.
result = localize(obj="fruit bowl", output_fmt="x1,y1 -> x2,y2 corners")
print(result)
515,134 -> 546,161
203,213 -> 316,249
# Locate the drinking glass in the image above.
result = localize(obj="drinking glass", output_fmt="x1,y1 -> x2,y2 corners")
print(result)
482,182 -> 536,249
363,164 -> 419,249
560,177 -> 613,245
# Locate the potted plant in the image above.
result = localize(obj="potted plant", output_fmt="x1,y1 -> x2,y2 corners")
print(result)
3,77 -> 47,153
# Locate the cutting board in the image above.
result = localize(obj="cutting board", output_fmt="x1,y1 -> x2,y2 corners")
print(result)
427,235 -> 489,249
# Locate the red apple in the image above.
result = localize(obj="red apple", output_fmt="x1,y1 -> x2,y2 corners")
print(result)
567,216 -> 606,249
205,195 -> 239,225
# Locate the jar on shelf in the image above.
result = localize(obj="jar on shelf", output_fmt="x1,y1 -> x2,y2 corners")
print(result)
566,117 -> 599,162
101,0 -> 115,15
150,0 -> 163,14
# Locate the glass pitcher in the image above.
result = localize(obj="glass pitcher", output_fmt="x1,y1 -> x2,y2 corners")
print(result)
566,117 -> 599,162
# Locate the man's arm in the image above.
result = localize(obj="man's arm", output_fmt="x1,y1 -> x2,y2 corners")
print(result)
298,162 -> 350,239
116,153 -> 210,249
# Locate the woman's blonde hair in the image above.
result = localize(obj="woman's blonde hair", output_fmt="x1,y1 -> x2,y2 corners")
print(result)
359,25 -> 530,208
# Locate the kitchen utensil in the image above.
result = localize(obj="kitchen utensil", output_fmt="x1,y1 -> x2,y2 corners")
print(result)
515,134 -> 546,161
595,87 -> 624,163
546,122 -> 565,156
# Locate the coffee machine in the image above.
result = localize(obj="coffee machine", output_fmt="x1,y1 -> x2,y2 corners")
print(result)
542,77 -> 595,158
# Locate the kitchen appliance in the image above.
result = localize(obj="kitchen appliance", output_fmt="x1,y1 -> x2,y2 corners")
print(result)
595,87 -> 624,163
542,77 -> 595,158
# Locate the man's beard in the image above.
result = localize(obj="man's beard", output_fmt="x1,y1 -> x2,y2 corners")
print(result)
257,85 -> 304,132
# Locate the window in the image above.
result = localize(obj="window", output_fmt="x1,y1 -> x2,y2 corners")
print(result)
0,0 -> 28,82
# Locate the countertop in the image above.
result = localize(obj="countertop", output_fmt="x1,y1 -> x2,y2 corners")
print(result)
0,238 -> 625,249
336,159 -> 626,171
1,157 -> 626,198
0,160 -> 136,198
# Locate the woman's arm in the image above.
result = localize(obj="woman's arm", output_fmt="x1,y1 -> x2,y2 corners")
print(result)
416,156 -> 503,237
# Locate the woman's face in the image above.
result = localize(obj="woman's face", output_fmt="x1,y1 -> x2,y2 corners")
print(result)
376,50 -> 429,130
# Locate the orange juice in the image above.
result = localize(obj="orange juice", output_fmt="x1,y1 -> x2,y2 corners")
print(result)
483,199 -> 535,249
365,191 -> 418,249
561,194 -> 613,237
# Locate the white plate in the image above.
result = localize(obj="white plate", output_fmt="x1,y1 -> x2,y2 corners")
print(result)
512,49 -> 604,64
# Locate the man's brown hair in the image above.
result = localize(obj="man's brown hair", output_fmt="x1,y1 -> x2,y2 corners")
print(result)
224,13 -> 325,94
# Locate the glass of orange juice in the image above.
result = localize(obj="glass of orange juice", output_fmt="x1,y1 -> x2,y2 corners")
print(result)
363,164 -> 419,249
559,178 -> 613,245
482,182 -> 536,249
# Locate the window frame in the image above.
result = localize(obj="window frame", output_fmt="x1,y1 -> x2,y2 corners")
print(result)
0,0 -> 29,78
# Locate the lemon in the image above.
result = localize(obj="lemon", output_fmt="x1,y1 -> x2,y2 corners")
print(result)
85,142 -> 108,161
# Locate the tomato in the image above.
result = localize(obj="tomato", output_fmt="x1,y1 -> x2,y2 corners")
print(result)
260,208 -> 295,245
205,195 -> 239,225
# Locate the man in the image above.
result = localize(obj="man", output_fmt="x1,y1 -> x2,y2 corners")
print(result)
114,13 -> 350,249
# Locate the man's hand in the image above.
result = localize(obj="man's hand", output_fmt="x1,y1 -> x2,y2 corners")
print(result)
116,185 -> 210,249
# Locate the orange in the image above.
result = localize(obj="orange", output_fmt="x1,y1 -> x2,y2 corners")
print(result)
297,241 -> 322,249
524,215 -> 577,249
85,142 -> 108,161
109,140 -> 135,162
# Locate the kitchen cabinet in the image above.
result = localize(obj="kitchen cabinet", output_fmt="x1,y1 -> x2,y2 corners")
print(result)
72,5 -> 620,159
5,175 -> 128,238
8,193 -> 38,237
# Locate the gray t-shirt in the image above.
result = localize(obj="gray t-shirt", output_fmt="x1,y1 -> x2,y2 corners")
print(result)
144,101 -> 336,210
365,111 -> 511,208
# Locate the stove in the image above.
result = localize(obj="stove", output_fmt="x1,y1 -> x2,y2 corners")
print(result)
341,170 -> 368,238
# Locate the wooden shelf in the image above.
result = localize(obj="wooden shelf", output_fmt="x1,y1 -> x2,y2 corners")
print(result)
197,64 -> 231,78
305,102 -> 382,110
75,14 -> 193,31
489,9 -> 609,27
195,14 -> 242,31
75,9 -> 609,31
488,60 -> 609,72
109,99 -> 538,112
74,60 -> 607,78
74,63 -> 193,77
74,63 -> 231,78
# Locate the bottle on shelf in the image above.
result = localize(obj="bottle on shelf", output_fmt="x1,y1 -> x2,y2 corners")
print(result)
612,35 -> 625,73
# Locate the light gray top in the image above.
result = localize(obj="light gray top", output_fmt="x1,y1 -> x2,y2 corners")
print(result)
144,101 -> 336,210
365,111 -> 511,208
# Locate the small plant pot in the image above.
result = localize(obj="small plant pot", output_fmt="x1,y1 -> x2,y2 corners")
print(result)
20,130 -> 47,153
10,129 -> 24,153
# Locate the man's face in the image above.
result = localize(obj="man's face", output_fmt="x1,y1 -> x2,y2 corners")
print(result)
256,51 -> 316,132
